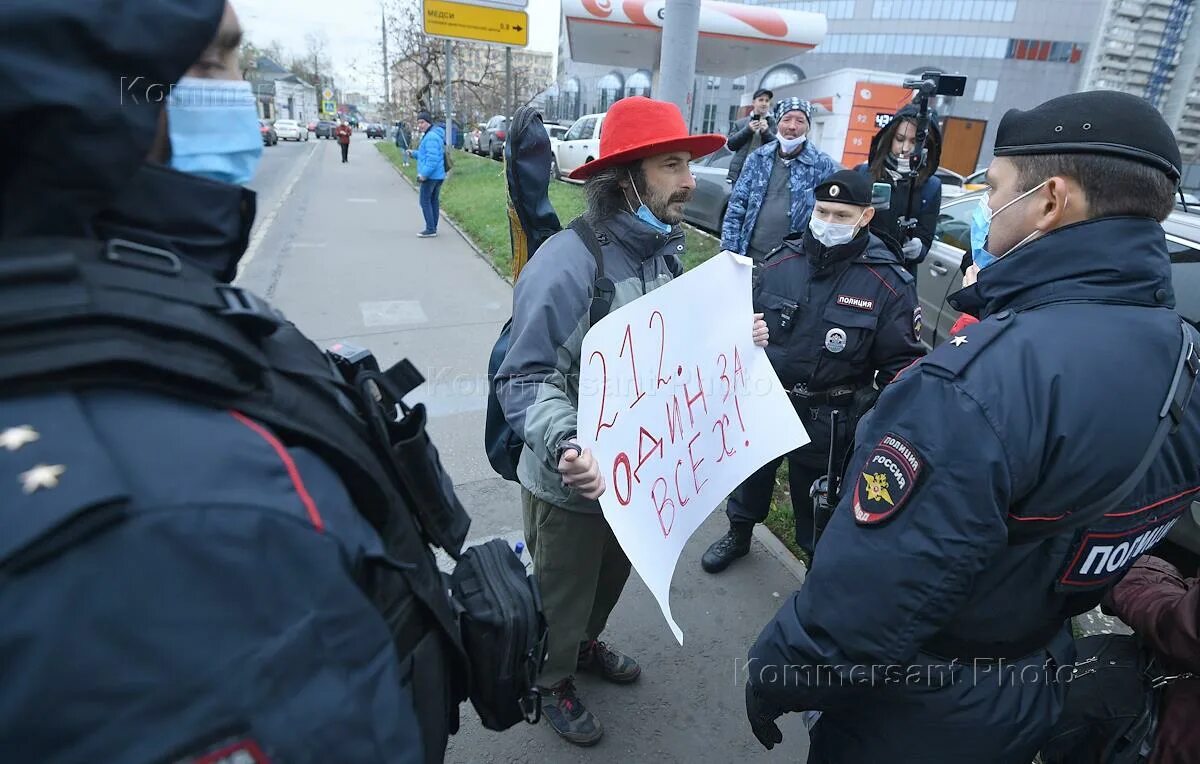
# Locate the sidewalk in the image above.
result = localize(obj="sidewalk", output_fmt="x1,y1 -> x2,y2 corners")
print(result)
238,140 -> 813,762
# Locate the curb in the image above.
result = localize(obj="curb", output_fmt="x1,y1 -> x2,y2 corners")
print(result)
376,144 -> 515,286
752,525 -> 808,584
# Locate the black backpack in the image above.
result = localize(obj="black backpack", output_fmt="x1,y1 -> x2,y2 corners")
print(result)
485,217 -> 614,481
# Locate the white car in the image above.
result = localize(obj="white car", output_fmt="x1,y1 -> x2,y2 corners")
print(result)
552,113 -> 606,181
274,119 -> 308,141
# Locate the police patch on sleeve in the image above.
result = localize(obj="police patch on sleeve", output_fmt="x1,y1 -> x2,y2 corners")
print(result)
853,432 -> 927,526
913,306 -> 923,338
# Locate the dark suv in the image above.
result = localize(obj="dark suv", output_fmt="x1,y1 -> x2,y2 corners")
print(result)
919,191 -> 1200,559
315,120 -> 336,139
365,123 -> 385,139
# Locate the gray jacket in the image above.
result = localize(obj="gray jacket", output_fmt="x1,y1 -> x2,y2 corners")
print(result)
726,113 -> 777,183
495,211 -> 684,512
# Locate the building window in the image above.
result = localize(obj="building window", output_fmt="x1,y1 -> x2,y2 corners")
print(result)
706,76 -> 722,90
562,77 -> 581,121
756,1 -> 855,19
973,79 -> 999,102
597,72 -> 624,112
873,0 -> 1016,20
760,63 -> 805,91
729,104 -> 739,128
814,34 -> 1081,62
626,70 -> 651,98
732,76 -> 747,92
702,103 -> 718,133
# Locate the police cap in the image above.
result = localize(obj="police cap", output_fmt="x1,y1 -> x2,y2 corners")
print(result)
993,90 -> 1181,182
815,170 -> 872,206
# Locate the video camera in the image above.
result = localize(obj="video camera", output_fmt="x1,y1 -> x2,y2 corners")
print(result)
873,72 -> 967,259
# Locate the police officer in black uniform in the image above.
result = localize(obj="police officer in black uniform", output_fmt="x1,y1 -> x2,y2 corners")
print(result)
743,91 -> 1200,763
0,2 -> 497,761
702,170 -> 924,572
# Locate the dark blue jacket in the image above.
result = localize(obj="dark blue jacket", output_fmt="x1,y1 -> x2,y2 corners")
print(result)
754,229 -> 923,463
0,389 -> 424,763
748,217 -> 1200,763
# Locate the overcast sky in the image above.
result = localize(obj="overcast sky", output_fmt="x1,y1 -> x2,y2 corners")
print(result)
235,0 -> 560,97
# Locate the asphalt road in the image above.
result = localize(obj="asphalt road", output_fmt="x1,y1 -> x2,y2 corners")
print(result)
235,138 -> 813,763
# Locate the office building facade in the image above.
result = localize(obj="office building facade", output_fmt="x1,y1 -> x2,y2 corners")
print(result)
553,0 -> 1104,166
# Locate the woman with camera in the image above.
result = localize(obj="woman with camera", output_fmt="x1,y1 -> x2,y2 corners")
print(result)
857,103 -> 944,271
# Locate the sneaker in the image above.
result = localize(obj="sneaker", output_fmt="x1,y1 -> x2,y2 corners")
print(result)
416,230 -> 438,238
539,677 -> 603,746
578,639 -> 641,684
700,522 -> 753,574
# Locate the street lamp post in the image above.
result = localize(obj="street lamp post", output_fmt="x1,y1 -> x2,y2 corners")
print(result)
656,0 -> 701,124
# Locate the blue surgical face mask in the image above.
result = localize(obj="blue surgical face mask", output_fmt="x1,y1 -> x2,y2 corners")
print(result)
167,77 -> 263,186
627,172 -> 672,234
968,181 -> 1049,270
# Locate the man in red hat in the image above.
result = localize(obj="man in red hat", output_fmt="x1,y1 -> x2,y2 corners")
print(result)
493,96 -> 727,746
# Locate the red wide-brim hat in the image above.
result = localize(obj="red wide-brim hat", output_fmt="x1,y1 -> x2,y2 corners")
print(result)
568,96 -> 727,180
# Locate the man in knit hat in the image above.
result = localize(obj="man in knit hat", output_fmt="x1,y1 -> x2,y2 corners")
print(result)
721,97 -> 839,261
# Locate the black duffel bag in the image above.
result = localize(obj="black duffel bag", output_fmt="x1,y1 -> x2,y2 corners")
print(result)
450,538 -> 547,730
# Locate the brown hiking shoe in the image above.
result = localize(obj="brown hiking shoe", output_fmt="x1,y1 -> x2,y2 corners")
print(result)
578,639 -> 642,684
539,677 -> 603,746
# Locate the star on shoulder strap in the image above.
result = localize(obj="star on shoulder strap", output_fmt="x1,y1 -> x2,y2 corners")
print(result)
20,463 -> 65,494
1,425 -> 39,451
950,335 -> 968,347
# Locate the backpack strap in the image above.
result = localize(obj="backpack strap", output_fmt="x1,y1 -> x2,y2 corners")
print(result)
568,217 -> 615,326
1011,319 -> 1200,542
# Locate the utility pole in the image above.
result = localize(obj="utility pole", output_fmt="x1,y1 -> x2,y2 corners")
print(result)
505,46 -> 513,117
381,5 -> 390,115
445,39 -> 453,151
657,0 -> 701,123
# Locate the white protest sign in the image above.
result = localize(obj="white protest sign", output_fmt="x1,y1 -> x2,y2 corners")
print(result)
577,251 -> 809,644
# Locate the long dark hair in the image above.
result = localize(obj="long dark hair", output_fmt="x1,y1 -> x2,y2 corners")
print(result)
867,117 -> 936,187
583,162 -> 645,222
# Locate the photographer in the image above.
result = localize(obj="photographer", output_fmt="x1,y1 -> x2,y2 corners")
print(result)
858,103 -> 943,271
726,88 -> 776,186
0,2 -> 476,761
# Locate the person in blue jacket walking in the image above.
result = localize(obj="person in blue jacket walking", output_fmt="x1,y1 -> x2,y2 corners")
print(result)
409,110 -> 446,238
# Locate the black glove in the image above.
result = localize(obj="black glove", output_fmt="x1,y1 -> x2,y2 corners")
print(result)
745,681 -> 785,750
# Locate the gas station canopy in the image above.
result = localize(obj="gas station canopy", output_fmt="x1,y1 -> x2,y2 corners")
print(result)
562,0 -> 827,76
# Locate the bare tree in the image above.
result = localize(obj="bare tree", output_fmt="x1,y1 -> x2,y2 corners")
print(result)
298,31 -> 332,89
387,0 -> 509,118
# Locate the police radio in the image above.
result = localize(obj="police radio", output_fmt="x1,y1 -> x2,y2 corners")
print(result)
810,408 -> 845,556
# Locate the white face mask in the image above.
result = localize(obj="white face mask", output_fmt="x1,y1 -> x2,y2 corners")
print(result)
777,134 -> 806,154
809,212 -> 864,248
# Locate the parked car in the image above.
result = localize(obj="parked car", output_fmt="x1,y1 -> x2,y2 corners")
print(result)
552,112 -> 606,180
483,115 -> 508,160
365,123 -> 386,139
315,120 -> 337,139
918,190 -> 1200,346
258,119 -> 277,146
681,145 -> 734,233
307,120 -> 317,133
467,122 -> 486,154
544,123 -> 569,145
273,119 -> 308,142
962,167 -> 988,191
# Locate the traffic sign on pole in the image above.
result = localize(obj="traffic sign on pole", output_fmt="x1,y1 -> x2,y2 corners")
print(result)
323,100 -> 336,113
422,0 -> 528,47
